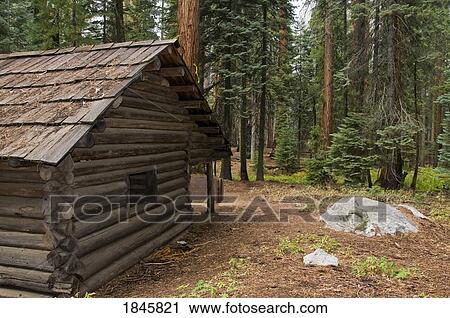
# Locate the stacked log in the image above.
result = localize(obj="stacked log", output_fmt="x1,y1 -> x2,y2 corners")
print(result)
67,81 -> 199,293
0,160 -> 73,297
0,77 -> 218,297
40,156 -> 81,295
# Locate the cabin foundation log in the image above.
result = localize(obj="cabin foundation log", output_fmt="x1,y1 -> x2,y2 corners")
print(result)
78,222 -> 191,294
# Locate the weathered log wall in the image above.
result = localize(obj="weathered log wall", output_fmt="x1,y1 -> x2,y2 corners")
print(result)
0,160 -> 75,297
0,77 -> 217,297
68,79 -> 211,293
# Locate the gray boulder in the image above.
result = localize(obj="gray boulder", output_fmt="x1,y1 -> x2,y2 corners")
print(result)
321,197 -> 418,237
303,249 -> 339,267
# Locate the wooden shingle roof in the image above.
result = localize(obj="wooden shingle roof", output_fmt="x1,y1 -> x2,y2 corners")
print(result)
0,39 -> 228,165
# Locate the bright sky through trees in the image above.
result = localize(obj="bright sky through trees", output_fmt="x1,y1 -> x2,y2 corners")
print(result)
293,0 -> 312,24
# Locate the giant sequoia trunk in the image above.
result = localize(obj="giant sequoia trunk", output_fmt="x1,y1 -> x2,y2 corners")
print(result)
322,3 -> 333,149
177,0 -> 200,79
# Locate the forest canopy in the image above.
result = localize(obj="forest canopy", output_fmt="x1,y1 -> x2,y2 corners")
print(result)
1,0 -> 449,191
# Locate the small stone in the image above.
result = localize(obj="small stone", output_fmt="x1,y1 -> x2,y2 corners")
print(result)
176,240 -> 192,250
303,249 -> 339,267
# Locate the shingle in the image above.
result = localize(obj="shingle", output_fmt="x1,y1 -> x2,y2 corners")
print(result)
0,40 -> 183,164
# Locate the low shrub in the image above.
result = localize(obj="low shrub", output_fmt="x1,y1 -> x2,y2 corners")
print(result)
277,238 -> 304,255
305,154 -> 332,186
352,256 -> 413,279
404,167 -> 450,192
431,208 -> 450,223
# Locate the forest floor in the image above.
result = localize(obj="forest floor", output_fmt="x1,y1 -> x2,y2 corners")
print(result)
97,151 -> 450,298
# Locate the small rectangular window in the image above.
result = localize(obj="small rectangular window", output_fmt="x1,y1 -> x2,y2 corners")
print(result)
129,170 -> 158,201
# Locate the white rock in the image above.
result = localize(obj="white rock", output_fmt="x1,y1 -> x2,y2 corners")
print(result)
321,197 -> 418,237
303,249 -> 339,267
397,204 -> 429,220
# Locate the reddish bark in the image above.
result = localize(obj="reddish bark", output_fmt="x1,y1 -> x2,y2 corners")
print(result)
322,5 -> 333,149
177,0 -> 200,79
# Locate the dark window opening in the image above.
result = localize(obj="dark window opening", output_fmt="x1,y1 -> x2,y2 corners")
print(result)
129,170 -> 158,203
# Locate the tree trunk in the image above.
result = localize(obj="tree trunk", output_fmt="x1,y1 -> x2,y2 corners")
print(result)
420,101 -> 426,165
431,60 -> 444,166
71,0 -> 79,46
386,3 -> 399,119
297,93 -> 303,158
272,0 -> 289,157
114,0 -> 125,42
367,170 -> 373,188
411,62 -> 420,191
372,0 -> 381,108
177,0 -> 200,79
51,7 -> 61,48
267,109 -> 275,153
256,3 -> 268,181
160,0 -> 165,39
322,2 -> 333,149
102,0 -> 108,43
350,0 -> 369,113
279,4 -> 289,58
343,0 -> 349,117
240,76 -> 250,182
312,96 -> 317,127
379,0 -> 404,190
220,0 -> 233,181
251,96 -> 258,161
199,36 -> 206,93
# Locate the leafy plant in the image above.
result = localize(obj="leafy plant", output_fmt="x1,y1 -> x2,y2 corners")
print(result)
352,256 -> 413,279
185,257 -> 250,298
298,234 -> 342,254
190,280 -> 218,297
265,171 -> 308,185
430,208 -> 450,223
310,236 -> 341,254
73,292 -> 96,298
277,238 -> 304,255
404,167 -> 450,192
228,257 -> 249,272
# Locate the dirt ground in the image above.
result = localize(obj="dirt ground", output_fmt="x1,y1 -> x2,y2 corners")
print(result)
97,153 -> 450,298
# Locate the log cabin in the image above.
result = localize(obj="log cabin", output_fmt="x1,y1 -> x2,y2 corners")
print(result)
0,40 -> 230,297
